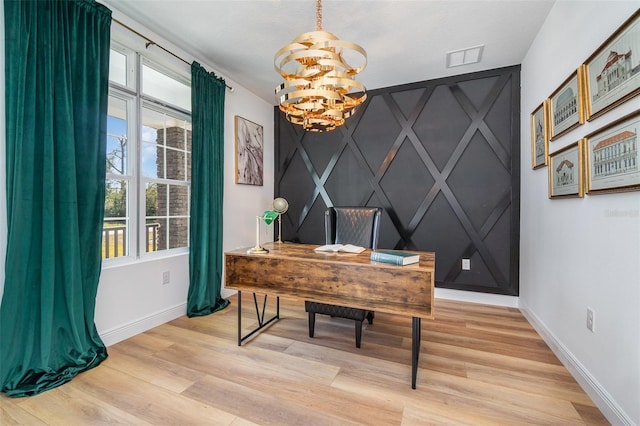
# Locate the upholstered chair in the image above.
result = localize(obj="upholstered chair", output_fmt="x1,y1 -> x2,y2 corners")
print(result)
305,206 -> 382,348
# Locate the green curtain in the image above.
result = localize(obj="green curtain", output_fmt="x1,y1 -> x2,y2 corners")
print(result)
187,62 -> 229,317
1,0 -> 112,396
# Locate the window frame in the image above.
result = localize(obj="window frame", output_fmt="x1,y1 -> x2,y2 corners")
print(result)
103,40 -> 192,266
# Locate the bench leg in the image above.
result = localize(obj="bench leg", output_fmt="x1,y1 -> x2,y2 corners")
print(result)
355,320 -> 363,348
308,312 -> 316,338
366,311 -> 375,324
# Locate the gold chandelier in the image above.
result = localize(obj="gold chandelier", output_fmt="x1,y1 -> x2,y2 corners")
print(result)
274,0 -> 367,132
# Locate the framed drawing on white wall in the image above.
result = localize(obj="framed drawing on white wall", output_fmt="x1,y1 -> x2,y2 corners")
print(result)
234,115 -> 264,186
548,141 -> 585,199
530,101 -> 549,169
548,67 -> 585,140
585,110 -> 640,194
583,9 -> 640,121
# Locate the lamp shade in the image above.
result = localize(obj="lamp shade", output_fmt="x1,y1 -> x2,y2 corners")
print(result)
262,210 -> 279,225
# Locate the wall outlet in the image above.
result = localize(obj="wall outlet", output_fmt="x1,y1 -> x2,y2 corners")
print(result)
162,271 -> 170,285
462,258 -> 471,270
586,308 -> 594,332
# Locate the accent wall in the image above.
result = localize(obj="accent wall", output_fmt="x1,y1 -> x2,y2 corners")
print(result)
275,66 -> 521,296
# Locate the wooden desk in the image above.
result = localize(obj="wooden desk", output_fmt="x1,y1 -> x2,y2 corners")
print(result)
224,242 -> 435,388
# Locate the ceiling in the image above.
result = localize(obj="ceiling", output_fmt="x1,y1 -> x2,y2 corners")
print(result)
106,0 -> 555,105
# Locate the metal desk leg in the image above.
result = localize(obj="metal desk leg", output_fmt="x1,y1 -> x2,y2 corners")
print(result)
237,291 -> 242,346
412,317 -> 421,389
237,290 -> 280,345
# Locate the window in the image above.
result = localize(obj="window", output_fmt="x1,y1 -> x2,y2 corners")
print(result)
103,43 -> 191,261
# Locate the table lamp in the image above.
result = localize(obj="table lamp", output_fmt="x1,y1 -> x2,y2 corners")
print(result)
247,210 -> 279,254
272,197 -> 289,243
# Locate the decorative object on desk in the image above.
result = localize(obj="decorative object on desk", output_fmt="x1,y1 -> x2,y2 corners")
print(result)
584,110 -> 640,195
583,9 -> 640,121
272,197 -> 289,243
274,0 -> 367,132
234,115 -> 263,186
371,250 -> 420,265
314,244 -> 365,253
247,210 -> 279,254
548,140 -> 585,199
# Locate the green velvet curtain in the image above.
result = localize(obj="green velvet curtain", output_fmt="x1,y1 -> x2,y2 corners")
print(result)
187,62 -> 229,317
1,0 -> 112,396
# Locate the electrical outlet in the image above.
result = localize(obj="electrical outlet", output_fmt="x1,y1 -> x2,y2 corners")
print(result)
462,258 -> 471,270
162,271 -> 170,285
586,308 -> 594,332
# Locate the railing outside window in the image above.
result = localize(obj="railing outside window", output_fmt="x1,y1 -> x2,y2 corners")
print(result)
102,223 -> 160,259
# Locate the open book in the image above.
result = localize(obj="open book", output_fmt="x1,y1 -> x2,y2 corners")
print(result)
314,244 -> 366,254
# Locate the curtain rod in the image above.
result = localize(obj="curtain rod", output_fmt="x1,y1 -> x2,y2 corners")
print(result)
112,17 -> 234,92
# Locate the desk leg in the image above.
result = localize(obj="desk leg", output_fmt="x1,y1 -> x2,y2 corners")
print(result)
236,290 -> 280,346
237,291 -> 242,346
412,317 -> 421,389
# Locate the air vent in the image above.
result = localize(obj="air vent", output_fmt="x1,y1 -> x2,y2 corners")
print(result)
446,45 -> 484,68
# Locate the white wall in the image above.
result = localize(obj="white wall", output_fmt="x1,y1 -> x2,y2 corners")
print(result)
520,3 -> 640,425
96,4 -> 275,345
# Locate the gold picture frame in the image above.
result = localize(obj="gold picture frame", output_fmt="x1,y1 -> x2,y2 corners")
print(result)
583,9 -> 640,121
548,140 -> 585,199
548,67 -> 586,140
234,115 -> 264,186
531,101 -> 549,169
584,110 -> 640,195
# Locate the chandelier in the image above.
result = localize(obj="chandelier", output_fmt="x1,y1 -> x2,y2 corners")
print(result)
274,0 -> 367,132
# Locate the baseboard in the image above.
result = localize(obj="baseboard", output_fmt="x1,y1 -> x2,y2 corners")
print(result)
435,287 -> 519,308
519,303 -> 633,426
99,303 -> 187,347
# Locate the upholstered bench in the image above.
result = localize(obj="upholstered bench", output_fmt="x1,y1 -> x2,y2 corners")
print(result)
305,301 -> 375,348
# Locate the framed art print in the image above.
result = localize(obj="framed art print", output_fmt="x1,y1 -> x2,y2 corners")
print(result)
585,110 -> 640,194
548,67 -> 585,140
234,115 -> 264,186
548,141 -> 585,199
531,101 -> 548,169
583,9 -> 640,121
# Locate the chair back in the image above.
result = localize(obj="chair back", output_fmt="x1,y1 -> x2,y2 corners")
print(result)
325,207 -> 382,249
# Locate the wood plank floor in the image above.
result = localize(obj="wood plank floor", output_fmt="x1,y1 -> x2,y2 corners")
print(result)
1,295 -> 609,425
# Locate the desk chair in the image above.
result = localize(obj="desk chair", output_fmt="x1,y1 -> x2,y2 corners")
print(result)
305,206 -> 382,348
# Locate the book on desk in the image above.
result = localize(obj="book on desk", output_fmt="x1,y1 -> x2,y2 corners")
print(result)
314,244 -> 366,254
370,250 -> 420,265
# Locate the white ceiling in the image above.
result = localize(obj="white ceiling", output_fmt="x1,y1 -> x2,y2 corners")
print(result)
107,0 -> 555,105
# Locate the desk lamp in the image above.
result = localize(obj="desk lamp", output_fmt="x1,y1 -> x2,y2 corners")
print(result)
247,210 -> 279,254
272,197 -> 289,243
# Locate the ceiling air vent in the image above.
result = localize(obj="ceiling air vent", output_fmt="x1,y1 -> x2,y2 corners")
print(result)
446,45 -> 484,68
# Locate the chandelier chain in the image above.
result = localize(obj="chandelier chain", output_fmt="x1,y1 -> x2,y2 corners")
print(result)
316,0 -> 322,31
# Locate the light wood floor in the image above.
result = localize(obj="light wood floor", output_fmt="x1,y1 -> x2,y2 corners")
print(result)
1,295 -> 608,425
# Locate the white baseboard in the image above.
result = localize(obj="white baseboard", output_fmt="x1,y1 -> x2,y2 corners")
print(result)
99,303 -> 186,347
435,287 -> 519,308
519,303 -> 633,426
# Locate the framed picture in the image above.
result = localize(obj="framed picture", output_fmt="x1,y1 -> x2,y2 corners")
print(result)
585,110 -> 640,194
548,68 -> 585,140
548,141 -> 585,198
234,116 -> 264,186
584,9 -> 640,121
530,101 -> 548,169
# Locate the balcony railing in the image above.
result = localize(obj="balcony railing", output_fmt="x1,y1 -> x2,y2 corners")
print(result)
102,223 -> 160,259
